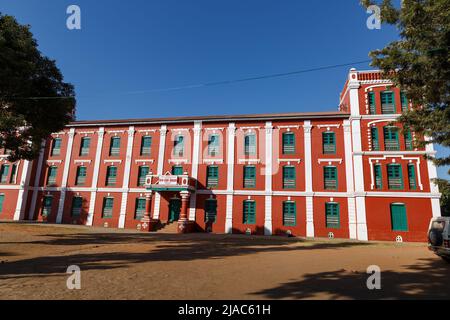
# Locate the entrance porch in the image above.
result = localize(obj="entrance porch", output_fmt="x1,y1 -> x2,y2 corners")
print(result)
139,172 -> 197,233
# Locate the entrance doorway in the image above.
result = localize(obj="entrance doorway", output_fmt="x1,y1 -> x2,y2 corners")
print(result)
169,198 -> 181,222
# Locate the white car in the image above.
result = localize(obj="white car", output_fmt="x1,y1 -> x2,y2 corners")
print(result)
428,217 -> 450,263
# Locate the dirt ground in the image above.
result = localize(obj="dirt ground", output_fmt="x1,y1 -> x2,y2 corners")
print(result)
0,222 -> 448,300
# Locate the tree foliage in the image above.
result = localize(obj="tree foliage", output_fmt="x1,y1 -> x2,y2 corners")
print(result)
0,13 -> 76,161
361,0 -> 449,170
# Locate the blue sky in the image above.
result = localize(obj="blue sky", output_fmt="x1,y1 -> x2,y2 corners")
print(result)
1,0 -> 448,178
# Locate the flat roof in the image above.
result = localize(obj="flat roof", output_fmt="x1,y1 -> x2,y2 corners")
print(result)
68,111 -> 350,127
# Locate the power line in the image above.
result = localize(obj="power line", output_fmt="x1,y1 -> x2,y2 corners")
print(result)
5,59 -> 372,100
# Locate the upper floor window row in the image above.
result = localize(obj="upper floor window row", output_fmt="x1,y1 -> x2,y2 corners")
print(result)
368,90 -> 409,115
371,126 -> 414,151
0,164 -> 17,184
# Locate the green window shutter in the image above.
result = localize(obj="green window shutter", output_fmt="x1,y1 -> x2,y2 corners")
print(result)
71,197 -> 83,217
283,201 -> 296,226
0,194 -> 4,213
172,166 -> 184,176
51,138 -> 62,156
371,127 -> 380,151
138,166 -> 149,186
324,166 -> 338,190
387,164 -> 403,190
283,166 -> 296,189
135,198 -> 146,220
9,164 -> 17,183
244,134 -> 256,155
173,135 -> 184,156
381,91 -> 395,114
106,166 -> 117,186
384,126 -> 400,151
47,166 -> 58,185
368,92 -> 376,114
282,133 -> 295,154
243,200 -> 256,224
404,130 -> 413,150
400,92 -> 408,112
207,166 -> 219,188
102,197 -> 114,218
140,136 -> 152,156
76,166 -> 87,186
110,137 -> 121,156
42,196 -> 53,217
374,164 -> 382,189
391,204 -> 408,231
243,166 -> 256,188
80,137 -> 91,156
0,164 -> 10,183
322,132 -> 336,154
208,135 -> 220,156
326,203 -> 340,228
204,199 -> 217,223
407,164 -> 417,190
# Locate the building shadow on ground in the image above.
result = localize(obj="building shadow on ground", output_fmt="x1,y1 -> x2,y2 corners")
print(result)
0,229 -> 372,280
251,257 -> 450,300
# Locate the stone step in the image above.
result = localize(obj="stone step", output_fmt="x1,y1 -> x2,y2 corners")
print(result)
157,221 -> 179,234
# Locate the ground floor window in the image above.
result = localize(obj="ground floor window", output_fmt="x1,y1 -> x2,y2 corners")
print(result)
283,201 -> 296,226
325,202 -> 340,229
71,196 -> 83,217
390,203 -> 408,231
243,200 -> 256,225
102,197 -> 114,218
0,194 -> 4,213
204,199 -> 217,223
135,198 -> 146,220
42,196 -> 53,218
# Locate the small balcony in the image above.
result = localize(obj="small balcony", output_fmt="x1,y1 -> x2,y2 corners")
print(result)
145,173 -> 196,192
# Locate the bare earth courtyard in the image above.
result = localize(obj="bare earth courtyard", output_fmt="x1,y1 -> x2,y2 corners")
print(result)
0,222 -> 448,300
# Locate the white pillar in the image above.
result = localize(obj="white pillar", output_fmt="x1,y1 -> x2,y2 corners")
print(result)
425,138 -> 442,218
152,125 -> 167,220
56,128 -> 75,224
13,160 -> 33,221
348,70 -> 368,241
343,120 -> 357,239
303,121 -> 314,238
86,127 -> 105,226
264,121 -> 273,235
189,122 -> 201,221
118,126 -> 135,228
29,141 -> 46,220
225,123 -> 236,233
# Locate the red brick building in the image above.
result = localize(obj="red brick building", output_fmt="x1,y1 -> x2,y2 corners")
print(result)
0,69 -> 442,241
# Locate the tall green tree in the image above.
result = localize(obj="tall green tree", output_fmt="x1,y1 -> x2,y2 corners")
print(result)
0,13 -> 76,161
361,0 -> 449,214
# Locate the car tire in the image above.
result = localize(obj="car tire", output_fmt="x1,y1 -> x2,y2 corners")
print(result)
428,229 -> 443,247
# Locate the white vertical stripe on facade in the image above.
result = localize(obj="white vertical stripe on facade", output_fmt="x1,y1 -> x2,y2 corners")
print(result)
303,120 -> 314,237
348,73 -> 368,241
56,128 -> 75,224
29,142 -> 46,220
118,126 -> 135,228
13,160 -> 33,221
189,122 -> 202,221
153,125 -> 167,220
425,138 -> 442,218
264,121 -> 273,235
343,120 -> 357,239
86,127 -> 105,226
225,123 -> 236,233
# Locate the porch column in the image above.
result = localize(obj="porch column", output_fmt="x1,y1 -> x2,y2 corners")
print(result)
178,191 -> 194,233
143,193 -> 153,221
140,192 -> 156,232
